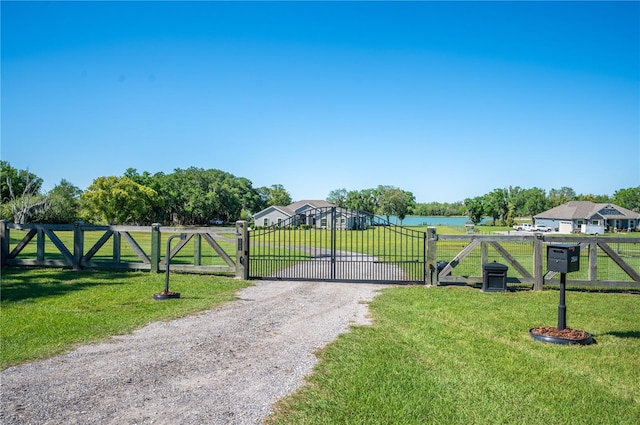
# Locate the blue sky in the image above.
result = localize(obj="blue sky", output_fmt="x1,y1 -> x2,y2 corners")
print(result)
2,1 -> 638,203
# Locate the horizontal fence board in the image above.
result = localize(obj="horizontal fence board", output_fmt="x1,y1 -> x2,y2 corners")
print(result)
170,265 -> 235,273
161,226 -> 231,234
82,261 -> 151,271
5,259 -> 73,267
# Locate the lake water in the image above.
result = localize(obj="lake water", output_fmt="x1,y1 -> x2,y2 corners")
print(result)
380,216 -> 490,226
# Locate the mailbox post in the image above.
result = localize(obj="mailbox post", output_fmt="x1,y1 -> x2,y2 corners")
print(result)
547,244 -> 580,330
153,233 -> 187,300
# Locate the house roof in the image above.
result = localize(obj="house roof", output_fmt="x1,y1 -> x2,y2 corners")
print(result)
534,201 -> 640,220
253,200 -> 336,219
288,200 -> 335,212
252,205 -> 296,219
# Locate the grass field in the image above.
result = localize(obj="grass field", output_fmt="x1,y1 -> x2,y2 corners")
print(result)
0,268 -> 251,369
268,286 -> 640,425
2,269 -> 639,423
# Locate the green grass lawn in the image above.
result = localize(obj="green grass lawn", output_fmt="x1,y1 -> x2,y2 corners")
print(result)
0,268 -> 252,369
268,286 -> 640,425
2,269 -> 639,423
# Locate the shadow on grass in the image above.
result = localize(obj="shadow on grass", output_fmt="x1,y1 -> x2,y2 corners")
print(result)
542,285 -> 640,295
602,331 -> 640,339
0,268 -> 134,303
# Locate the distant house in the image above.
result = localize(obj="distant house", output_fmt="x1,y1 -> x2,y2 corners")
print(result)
252,200 -> 368,230
534,201 -> 640,234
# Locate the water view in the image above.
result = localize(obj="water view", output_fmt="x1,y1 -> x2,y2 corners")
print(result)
381,216 -> 490,226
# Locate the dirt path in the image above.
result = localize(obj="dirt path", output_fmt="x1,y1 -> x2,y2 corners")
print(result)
0,280 -> 389,425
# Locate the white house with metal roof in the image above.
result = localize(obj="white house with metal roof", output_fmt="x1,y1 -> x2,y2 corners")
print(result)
534,201 -> 640,234
252,200 -> 367,229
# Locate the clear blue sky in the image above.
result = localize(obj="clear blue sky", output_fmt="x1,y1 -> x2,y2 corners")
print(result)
2,1 -> 638,203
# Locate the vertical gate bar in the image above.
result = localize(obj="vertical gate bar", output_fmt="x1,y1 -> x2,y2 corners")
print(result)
423,231 -> 427,282
257,228 -> 261,278
313,220 -> 317,278
326,217 -> 330,280
260,229 -> 263,278
278,225 -> 282,278
307,221 -> 311,279
252,229 -> 256,278
394,226 -> 398,279
254,229 -> 258,278
263,228 -> 267,277
331,207 -> 336,280
287,222 -> 291,275
268,227 -> 273,278
302,223 -> 306,279
256,229 -> 260,278
381,219 -> 384,274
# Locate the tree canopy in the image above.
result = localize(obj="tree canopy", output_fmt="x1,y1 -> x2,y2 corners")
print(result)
81,176 -> 162,224
1,161 -> 637,226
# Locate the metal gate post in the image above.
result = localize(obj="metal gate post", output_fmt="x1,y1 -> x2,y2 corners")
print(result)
330,207 -> 337,280
236,220 -> 249,280
426,227 -> 437,285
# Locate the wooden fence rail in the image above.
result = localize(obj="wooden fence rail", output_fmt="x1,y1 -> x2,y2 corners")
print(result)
0,221 -> 238,276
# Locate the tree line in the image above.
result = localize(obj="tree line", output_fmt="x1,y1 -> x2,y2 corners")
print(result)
1,162 -> 291,225
463,186 -> 640,226
2,161 -> 638,226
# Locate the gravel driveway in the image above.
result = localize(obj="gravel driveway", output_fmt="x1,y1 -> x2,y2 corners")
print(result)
1,280 -> 390,425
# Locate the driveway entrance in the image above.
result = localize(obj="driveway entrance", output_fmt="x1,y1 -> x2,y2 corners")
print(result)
244,207 -> 427,284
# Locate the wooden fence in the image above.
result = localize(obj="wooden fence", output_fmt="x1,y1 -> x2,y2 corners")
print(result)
2,221 -> 639,290
0,221 -> 240,276
433,231 -> 640,290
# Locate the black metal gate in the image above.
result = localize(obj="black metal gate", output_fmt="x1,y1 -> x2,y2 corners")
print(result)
248,206 -> 427,283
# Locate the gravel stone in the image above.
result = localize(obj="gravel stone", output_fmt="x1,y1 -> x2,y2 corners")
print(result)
0,280 -> 390,424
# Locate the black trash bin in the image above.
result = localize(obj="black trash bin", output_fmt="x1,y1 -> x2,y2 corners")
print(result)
482,262 -> 508,292
436,261 -> 448,276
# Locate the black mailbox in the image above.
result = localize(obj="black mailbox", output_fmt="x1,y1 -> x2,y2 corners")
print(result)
482,262 -> 508,292
547,244 -> 580,273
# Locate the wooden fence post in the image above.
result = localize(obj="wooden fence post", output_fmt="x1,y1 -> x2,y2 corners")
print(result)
236,220 -> 249,280
481,241 -> 488,268
426,227 -> 437,285
0,220 -> 8,266
193,234 -> 202,266
150,223 -> 161,273
588,241 -> 598,283
533,236 -> 544,290
37,227 -> 45,263
73,221 -> 84,270
113,231 -> 121,263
